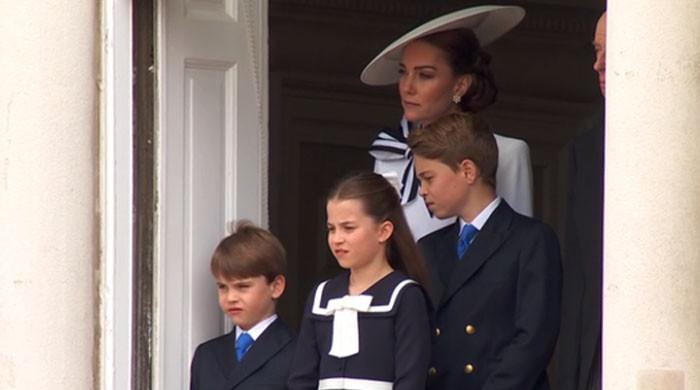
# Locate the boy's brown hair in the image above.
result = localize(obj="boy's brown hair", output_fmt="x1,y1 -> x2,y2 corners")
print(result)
211,220 -> 287,282
407,112 -> 498,188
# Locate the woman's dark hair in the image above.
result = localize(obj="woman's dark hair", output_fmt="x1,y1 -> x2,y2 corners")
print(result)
419,28 -> 498,112
327,172 -> 430,289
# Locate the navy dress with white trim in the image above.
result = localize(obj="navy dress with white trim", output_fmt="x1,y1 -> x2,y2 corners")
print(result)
287,270 -> 432,390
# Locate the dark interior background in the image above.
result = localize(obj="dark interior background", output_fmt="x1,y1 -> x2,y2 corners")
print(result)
268,0 -> 605,329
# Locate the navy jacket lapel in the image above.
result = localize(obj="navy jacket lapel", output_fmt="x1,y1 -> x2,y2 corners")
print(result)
226,318 -> 293,389
209,330 -> 238,382
428,222 -> 460,304
439,202 -> 514,308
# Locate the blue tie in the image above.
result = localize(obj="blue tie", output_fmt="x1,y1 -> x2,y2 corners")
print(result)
236,332 -> 254,361
457,224 -> 479,259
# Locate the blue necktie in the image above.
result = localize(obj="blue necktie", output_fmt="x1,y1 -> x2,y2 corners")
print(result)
457,224 -> 479,259
236,332 -> 254,361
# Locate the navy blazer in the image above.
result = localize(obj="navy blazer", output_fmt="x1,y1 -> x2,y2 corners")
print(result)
419,201 -> 562,390
190,318 -> 295,390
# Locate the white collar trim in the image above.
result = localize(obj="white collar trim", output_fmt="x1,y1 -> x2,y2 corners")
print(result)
311,279 -> 416,316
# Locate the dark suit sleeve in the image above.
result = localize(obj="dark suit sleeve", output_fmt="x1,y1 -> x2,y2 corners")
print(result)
189,345 -> 202,390
483,225 -> 563,390
287,290 -> 320,390
552,135 -> 586,389
394,285 -> 431,390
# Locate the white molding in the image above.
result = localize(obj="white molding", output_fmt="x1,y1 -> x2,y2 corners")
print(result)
258,0 -> 270,229
153,0 -> 166,388
100,1 -> 134,390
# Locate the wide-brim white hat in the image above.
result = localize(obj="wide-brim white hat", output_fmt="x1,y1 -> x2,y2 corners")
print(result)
360,5 -> 525,86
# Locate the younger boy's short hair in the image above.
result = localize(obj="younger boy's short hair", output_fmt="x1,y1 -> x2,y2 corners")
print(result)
408,112 -> 498,188
211,220 -> 287,282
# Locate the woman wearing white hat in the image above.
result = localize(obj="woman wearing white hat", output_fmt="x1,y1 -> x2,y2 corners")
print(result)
363,5 -> 533,240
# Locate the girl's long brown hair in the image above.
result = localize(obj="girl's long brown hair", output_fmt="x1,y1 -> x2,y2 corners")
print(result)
327,172 -> 430,289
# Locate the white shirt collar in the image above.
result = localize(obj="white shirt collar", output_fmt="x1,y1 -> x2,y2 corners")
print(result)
236,313 -> 278,341
459,196 -> 501,233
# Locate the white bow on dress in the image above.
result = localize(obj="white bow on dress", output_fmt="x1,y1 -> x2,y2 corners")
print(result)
326,294 -> 373,358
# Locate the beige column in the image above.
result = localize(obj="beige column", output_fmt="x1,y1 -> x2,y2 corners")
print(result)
605,2 -> 700,390
0,2 -> 98,389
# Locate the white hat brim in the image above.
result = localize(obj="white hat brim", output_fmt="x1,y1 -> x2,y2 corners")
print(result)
360,5 -> 525,86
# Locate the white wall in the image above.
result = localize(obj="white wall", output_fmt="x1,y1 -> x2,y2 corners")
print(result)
0,2 -> 98,389
605,1 -> 700,389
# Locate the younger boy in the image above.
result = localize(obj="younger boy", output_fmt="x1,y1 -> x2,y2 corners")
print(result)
408,112 -> 562,390
190,221 -> 295,390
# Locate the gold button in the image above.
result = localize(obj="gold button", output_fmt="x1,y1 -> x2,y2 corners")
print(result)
464,363 -> 475,374
435,328 -> 441,336
465,324 -> 476,335
428,367 -> 437,376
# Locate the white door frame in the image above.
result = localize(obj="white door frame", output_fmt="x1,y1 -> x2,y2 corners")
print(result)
99,1 -> 270,387
100,1 -> 135,389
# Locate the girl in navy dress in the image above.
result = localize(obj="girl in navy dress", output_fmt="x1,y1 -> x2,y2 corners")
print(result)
288,172 -> 432,390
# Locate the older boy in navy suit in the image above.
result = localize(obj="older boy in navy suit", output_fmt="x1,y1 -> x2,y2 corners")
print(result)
190,222 -> 295,390
408,112 -> 562,390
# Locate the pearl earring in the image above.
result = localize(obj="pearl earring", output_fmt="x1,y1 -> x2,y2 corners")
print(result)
452,95 -> 462,104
